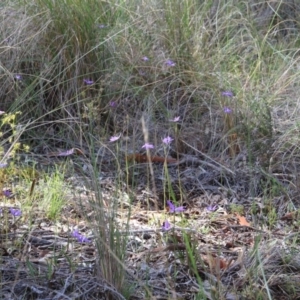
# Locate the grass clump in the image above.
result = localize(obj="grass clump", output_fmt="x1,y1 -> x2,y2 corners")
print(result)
87,144 -> 131,298
39,167 -> 67,220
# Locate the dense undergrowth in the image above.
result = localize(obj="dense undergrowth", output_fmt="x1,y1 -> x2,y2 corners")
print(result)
1,0 -> 300,299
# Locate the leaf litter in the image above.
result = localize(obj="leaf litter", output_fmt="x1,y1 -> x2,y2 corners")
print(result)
0,144 -> 299,299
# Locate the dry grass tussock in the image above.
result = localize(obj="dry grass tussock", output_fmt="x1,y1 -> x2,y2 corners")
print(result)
0,0 -> 300,299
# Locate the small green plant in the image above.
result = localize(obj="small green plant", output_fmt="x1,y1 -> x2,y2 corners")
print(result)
0,111 -> 30,162
267,206 -> 277,228
182,232 -> 207,299
200,226 -> 211,235
40,167 -> 67,220
228,204 -> 244,215
250,201 -> 261,217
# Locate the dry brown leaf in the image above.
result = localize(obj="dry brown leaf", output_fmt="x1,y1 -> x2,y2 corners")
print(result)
202,254 -> 229,273
235,214 -> 250,226
281,211 -> 297,221
218,258 -> 228,270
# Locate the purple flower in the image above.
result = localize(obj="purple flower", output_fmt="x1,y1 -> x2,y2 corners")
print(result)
223,106 -> 232,114
109,134 -> 121,142
0,162 -> 8,168
10,208 -> 22,217
169,116 -> 180,122
162,136 -> 173,145
14,74 -> 22,80
165,59 -> 176,67
83,79 -> 94,85
109,101 -> 117,107
0,111 -> 5,115
162,220 -> 171,231
221,91 -> 234,97
141,56 -> 149,61
206,205 -> 218,212
72,230 -> 91,243
98,24 -> 108,29
142,143 -> 154,150
167,200 -> 185,213
3,189 -> 14,198
57,148 -> 75,156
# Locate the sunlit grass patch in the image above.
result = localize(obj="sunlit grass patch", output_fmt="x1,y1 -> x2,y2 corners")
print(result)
38,166 -> 67,220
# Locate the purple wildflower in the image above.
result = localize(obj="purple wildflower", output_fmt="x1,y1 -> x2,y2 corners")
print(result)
109,134 -> 121,142
169,116 -> 180,122
0,162 -> 8,168
221,91 -> 234,97
0,111 -> 5,115
14,74 -> 22,80
167,200 -> 185,213
165,59 -> 176,67
109,101 -> 117,107
206,205 -> 218,212
162,220 -> 171,231
10,208 -> 22,217
162,136 -> 173,145
3,189 -> 14,198
142,143 -> 154,150
141,56 -> 149,61
223,106 -> 232,114
72,230 -> 91,243
57,148 -> 75,156
83,79 -> 94,85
